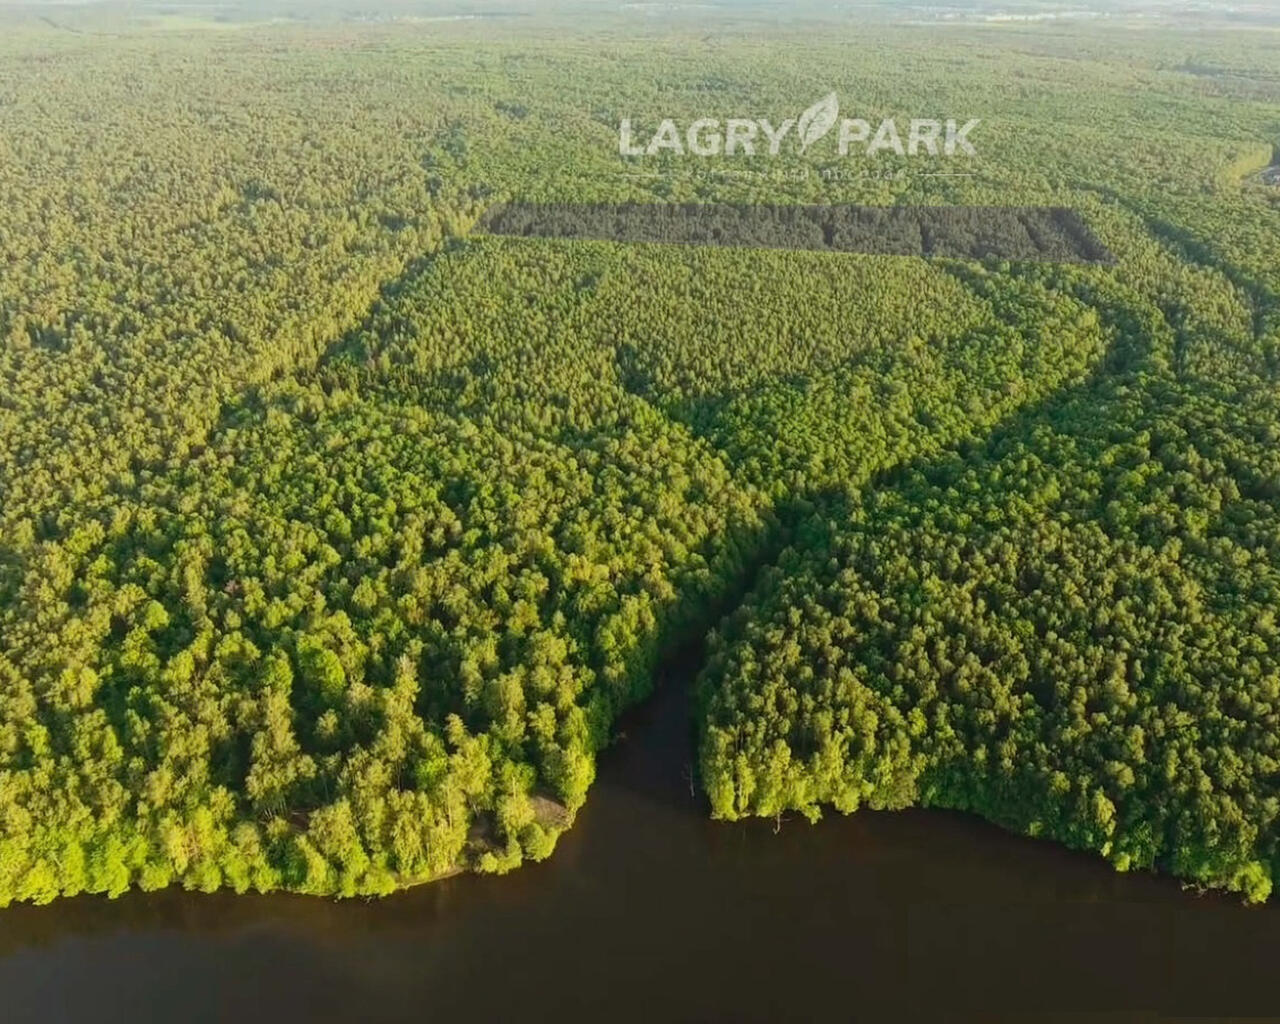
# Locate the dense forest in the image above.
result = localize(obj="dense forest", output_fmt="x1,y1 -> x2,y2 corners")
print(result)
1,9 -> 1279,903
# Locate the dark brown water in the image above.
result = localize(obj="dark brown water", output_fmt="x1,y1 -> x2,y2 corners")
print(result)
0,654 -> 1277,1023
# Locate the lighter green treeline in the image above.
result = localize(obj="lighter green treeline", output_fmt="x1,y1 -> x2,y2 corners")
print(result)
0,238 -> 1109,901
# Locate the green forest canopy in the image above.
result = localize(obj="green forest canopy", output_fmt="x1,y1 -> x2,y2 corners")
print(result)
0,10 -> 1278,902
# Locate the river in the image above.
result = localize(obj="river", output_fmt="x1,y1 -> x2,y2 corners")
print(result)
0,651 -> 1276,1022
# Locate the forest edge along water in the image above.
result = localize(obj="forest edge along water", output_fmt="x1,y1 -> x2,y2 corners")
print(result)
4,15 -> 1280,1022
0,640 -> 1277,1023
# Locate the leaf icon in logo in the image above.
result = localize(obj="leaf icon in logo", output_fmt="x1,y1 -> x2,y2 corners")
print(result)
797,92 -> 838,154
